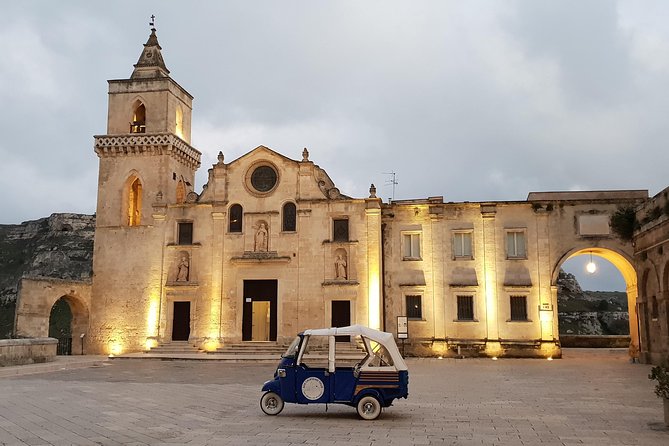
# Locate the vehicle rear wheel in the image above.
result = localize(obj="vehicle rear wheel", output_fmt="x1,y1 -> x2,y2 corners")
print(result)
260,392 -> 284,415
356,395 -> 381,420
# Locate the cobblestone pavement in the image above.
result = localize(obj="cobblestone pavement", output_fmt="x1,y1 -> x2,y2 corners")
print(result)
0,349 -> 667,445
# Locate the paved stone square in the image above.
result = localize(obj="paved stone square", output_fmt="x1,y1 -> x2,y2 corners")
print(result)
0,349 -> 667,445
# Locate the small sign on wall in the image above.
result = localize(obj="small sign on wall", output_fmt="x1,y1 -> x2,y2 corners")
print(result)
397,316 -> 408,339
245,298 -> 252,303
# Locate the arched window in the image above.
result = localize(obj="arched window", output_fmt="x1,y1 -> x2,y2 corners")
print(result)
127,177 -> 142,226
176,180 -> 186,204
130,101 -> 146,133
229,204 -> 243,233
282,202 -> 296,232
175,105 -> 184,139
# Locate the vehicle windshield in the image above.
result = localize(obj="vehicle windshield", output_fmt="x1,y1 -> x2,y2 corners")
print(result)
282,336 -> 302,359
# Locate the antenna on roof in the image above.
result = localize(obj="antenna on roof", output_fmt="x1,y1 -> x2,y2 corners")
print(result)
149,14 -> 156,31
383,171 -> 398,202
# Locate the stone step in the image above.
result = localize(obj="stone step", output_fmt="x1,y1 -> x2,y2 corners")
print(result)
148,342 -> 201,354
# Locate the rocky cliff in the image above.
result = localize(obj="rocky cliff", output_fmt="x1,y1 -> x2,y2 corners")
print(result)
557,270 -> 629,335
0,214 -> 94,337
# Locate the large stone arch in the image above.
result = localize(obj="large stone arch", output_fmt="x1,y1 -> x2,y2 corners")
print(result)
551,246 -> 638,349
15,277 -> 91,355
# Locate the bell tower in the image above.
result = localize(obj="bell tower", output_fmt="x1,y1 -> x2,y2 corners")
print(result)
94,22 -> 201,227
89,21 -> 202,354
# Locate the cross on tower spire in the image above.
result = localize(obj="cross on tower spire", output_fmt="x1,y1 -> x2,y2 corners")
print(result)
149,14 -> 156,31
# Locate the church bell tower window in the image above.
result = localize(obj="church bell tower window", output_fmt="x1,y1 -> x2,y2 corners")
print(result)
175,105 -> 184,139
127,177 -> 142,226
130,102 -> 146,133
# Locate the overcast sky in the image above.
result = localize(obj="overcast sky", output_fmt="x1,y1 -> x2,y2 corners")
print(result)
1,1 -> 666,290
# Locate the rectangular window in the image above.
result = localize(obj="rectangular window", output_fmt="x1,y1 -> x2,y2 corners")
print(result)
177,222 -> 193,245
510,296 -> 528,321
453,231 -> 473,259
506,230 -> 526,258
333,219 -> 349,242
457,295 -> 474,321
402,233 -> 421,260
406,295 -> 422,320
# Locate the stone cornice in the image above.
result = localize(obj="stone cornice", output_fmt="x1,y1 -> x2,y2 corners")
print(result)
94,133 -> 201,170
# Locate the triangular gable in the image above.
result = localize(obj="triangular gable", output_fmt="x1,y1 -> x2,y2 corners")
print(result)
226,145 -> 299,168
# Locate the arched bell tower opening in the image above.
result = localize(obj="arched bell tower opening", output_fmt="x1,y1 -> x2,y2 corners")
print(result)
130,100 -> 146,133
553,247 -> 639,351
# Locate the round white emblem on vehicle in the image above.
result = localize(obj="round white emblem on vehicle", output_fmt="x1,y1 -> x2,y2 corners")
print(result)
301,377 -> 325,400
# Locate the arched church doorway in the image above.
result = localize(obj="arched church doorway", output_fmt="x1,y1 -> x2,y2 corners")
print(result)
553,247 -> 638,351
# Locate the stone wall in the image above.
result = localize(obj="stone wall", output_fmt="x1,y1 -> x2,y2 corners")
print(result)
560,335 -> 631,348
0,337 -> 57,366
634,186 -> 669,364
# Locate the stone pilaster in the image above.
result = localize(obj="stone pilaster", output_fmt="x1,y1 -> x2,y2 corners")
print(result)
480,204 -> 500,355
365,199 -> 382,329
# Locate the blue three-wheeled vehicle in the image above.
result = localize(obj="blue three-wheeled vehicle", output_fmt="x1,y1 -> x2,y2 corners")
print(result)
260,325 -> 409,420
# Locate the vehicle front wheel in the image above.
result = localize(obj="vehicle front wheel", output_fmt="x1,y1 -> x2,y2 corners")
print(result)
260,392 -> 284,415
356,395 -> 381,420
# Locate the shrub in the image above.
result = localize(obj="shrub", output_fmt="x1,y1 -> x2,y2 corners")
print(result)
649,360 -> 669,399
610,206 -> 637,241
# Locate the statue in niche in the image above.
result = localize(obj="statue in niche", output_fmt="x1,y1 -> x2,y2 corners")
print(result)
176,254 -> 189,282
254,222 -> 269,252
335,253 -> 347,280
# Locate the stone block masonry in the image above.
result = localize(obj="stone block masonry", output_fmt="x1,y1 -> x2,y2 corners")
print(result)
0,337 -> 56,366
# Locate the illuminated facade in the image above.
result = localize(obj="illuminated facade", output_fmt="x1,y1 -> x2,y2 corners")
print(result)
15,28 -> 661,360
85,28 -> 382,355
84,29 -> 649,357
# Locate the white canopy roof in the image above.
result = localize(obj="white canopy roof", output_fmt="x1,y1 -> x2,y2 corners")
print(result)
303,325 -> 408,371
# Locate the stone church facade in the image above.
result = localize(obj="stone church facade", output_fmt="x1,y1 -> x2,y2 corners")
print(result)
14,28 -> 667,362
84,28 -> 383,355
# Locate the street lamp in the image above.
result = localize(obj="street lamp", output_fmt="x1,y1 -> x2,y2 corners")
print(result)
586,251 -> 597,274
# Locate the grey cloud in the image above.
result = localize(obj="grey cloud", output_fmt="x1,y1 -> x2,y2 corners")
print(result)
1,0 -> 667,225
